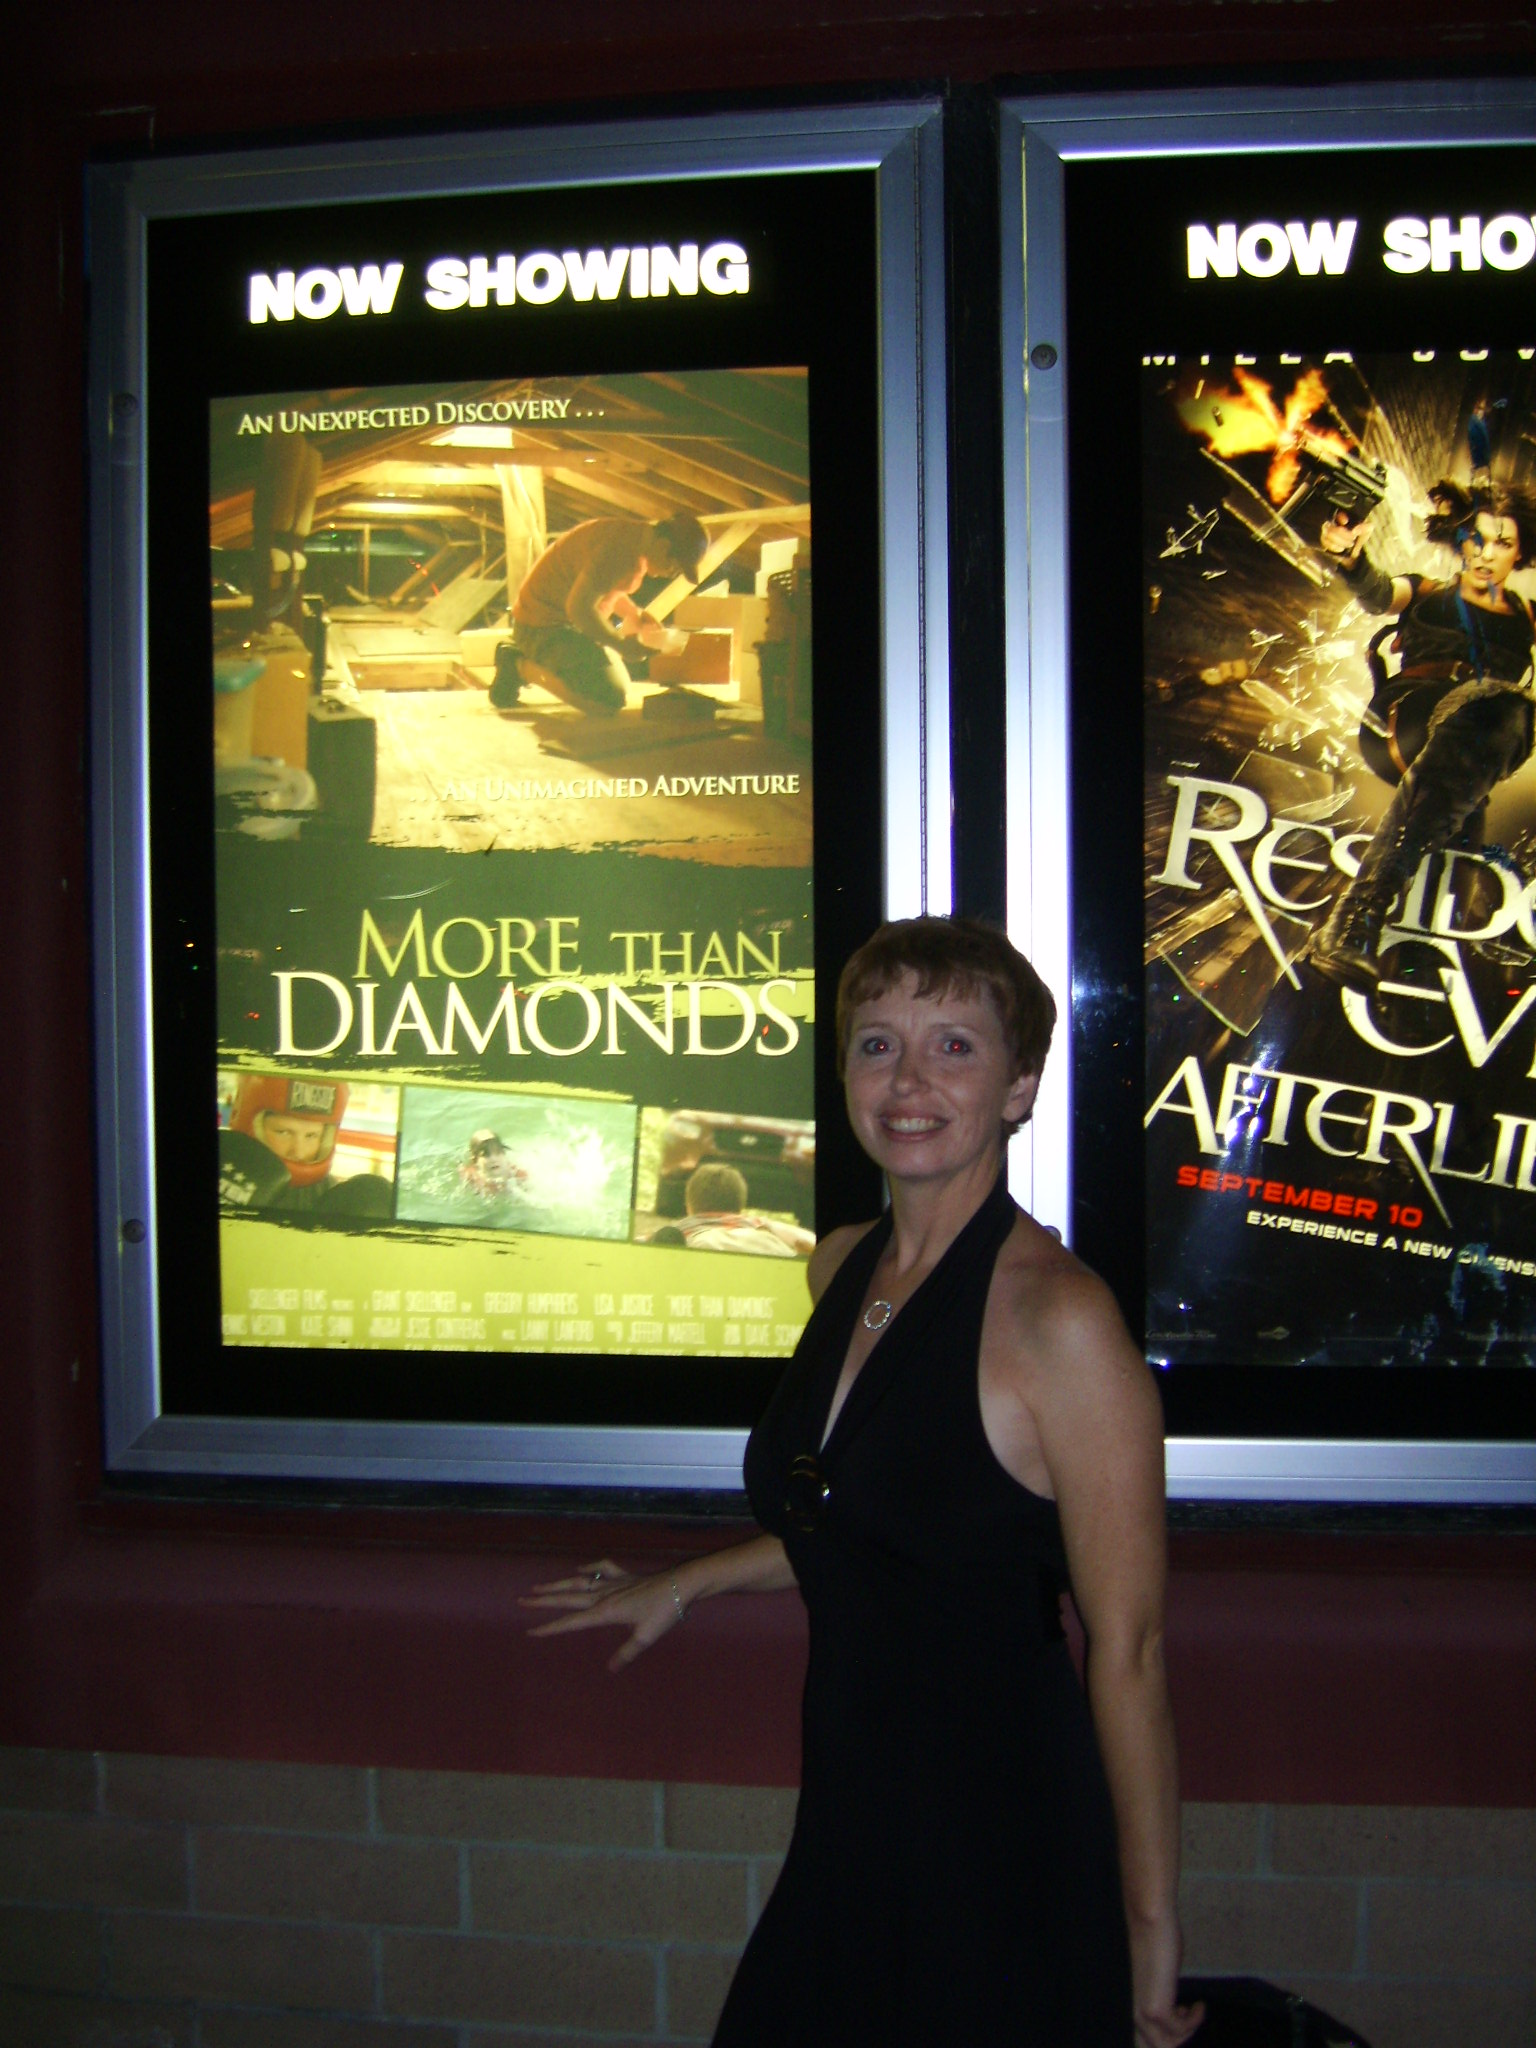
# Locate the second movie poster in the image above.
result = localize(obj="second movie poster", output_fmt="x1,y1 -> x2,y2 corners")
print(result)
1142,347 -> 1536,1369
211,367 -> 817,1359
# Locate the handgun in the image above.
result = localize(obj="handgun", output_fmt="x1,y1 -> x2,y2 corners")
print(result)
1287,429 -> 1389,525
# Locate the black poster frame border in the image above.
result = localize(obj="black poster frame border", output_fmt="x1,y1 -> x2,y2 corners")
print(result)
87,102 -> 950,1491
1001,80 -> 1536,1506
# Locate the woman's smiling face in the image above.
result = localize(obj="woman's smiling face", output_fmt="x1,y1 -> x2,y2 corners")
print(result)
842,973 -> 1038,1185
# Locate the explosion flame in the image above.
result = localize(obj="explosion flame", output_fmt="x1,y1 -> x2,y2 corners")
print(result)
1178,368 -> 1354,505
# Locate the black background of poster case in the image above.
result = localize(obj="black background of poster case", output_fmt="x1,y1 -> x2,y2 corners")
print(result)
1064,141 -> 1536,1442
142,168 -> 883,1425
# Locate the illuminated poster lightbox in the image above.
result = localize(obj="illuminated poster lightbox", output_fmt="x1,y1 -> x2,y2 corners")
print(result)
90,108 -> 947,1487
1004,83 -> 1536,1502
212,369 -> 816,1364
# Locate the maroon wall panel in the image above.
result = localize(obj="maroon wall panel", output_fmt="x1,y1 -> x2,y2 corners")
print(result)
4,1521 -> 1532,1801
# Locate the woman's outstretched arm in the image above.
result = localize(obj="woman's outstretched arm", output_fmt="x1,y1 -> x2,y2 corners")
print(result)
522,1226 -> 867,1672
522,1534 -> 796,1671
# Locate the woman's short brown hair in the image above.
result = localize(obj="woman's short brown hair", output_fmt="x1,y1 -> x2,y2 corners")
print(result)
834,917 -> 1057,1082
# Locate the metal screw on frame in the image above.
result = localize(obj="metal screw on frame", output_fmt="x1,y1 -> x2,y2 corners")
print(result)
1030,343 -> 1058,371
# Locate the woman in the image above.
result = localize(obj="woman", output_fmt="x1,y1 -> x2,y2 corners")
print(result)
526,918 -> 1200,2048
1310,478 -> 1536,985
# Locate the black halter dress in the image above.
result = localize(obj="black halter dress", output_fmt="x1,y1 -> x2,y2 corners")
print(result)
721,1178 -> 1133,2047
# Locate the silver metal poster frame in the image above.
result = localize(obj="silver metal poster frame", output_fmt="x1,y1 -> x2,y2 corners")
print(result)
999,82 -> 1536,1504
89,102 -> 948,1488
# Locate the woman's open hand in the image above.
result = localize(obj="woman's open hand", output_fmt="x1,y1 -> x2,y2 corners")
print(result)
521,1558 -> 686,1671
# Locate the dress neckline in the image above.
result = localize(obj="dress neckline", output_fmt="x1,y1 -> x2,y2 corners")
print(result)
815,1175 -> 1015,1462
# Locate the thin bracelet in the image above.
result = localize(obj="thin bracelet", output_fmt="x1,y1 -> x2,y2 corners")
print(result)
669,1574 -> 686,1622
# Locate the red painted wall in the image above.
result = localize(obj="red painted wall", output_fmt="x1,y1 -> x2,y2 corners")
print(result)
4,0 -> 1533,1802
7,1510 -> 1534,1803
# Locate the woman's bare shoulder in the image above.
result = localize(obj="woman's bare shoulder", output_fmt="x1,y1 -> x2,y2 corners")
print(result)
992,1217 -> 1143,1376
807,1219 -> 881,1304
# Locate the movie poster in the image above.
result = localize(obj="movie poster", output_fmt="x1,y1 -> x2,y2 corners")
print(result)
1142,348 -> 1536,1369
211,369 -> 816,1356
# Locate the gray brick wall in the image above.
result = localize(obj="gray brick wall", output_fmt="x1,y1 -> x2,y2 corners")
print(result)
0,1748 -> 1529,2047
